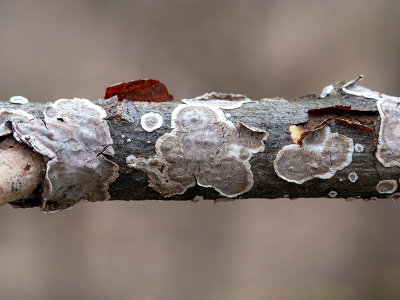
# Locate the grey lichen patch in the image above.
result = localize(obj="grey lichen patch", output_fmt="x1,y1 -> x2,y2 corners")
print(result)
274,126 -> 354,184
376,180 -> 397,194
140,112 -> 163,132
348,172 -> 358,183
126,103 -> 268,198
354,143 -> 365,153
376,97 -> 400,167
0,99 -> 119,212
182,92 -> 252,110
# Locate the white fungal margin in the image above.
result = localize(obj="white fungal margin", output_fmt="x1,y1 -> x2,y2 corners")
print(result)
182,92 -> 252,109
274,126 -> 354,184
141,112 -> 163,132
127,103 -> 268,198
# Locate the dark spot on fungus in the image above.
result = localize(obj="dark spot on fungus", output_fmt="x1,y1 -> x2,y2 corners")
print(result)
5,121 -> 12,129
24,164 -> 31,171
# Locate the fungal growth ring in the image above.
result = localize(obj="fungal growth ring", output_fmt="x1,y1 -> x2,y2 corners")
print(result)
0,99 -> 119,212
127,103 -> 268,198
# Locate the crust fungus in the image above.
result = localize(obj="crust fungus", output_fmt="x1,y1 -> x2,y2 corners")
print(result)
376,180 -> 397,194
348,172 -> 358,183
140,112 -> 163,132
320,85 -> 334,98
354,143 -> 365,153
376,97 -> 400,167
274,126 -> 353,184
10,96 -> 29,104
341,75 -> 381,99
0,99 -> 118,212
127,103 -> 268,197
319,75 -> 400,103
328,191 -> 337,198
182,92 -> 252,109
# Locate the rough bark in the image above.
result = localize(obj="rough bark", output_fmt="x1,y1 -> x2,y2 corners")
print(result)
1,85 -> 399,210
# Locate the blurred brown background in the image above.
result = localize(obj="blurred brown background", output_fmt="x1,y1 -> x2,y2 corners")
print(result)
1,0 -> 400,299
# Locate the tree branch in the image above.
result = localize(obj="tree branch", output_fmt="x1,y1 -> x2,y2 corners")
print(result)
1,77 -> 399,211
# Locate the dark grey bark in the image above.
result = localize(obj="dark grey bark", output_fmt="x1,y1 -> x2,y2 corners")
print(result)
1,90 -> 397,209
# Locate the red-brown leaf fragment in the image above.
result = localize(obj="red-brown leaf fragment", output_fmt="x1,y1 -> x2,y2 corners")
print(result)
104,79 -> 173,102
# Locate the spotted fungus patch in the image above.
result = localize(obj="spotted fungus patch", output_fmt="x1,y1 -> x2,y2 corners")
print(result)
182,92 -> 252,109
376,97 -> 400,167
376,180 -> 397,194
274,126 -> 353,184
140,112 -> 163,132
126,103 -> 268,197
0,99 -> 119,212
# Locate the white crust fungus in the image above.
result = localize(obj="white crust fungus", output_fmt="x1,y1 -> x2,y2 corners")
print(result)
10,96 -> 29,104
328,191 -> 337,198
340,75 -> 400,102
182,92 -> 252,109
376,180 -> 397,194
348,172 -> 358,183
0,99 -> 118,212
354,143 -> 365,153
320,84 -> 334,98
376,97 -> 400,167
273,126 -> 354,184
127,103 -> 268,197
140,112 -> 163,132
